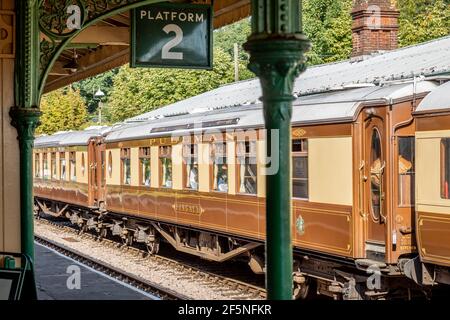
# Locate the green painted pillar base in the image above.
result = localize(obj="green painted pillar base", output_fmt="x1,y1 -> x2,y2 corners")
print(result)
244,36 -> 309,300
10,106 -> 41,300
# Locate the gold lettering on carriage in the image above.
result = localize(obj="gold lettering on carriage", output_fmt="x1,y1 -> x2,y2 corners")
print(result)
149,137 -> 182,146
172,203 -> 204,215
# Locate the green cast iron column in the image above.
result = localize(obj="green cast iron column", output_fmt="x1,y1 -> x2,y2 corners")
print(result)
10,108 -> 41,262
244,0 -> 309,300
9,0 -> 40,299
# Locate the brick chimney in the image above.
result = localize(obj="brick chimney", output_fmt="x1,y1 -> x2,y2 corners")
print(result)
352,0 -> 399,57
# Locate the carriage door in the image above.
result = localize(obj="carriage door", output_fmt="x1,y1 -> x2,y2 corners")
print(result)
96,141 -> 106,209
363,115 -> 387,260
88,139 -> 105,208
88,140 -> 97,207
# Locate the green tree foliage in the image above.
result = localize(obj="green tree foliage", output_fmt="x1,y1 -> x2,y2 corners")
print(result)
398,0 -> 450,47
303,0 -> 353,65
107,48 -> 248,123
72,69 -> 117,114
36,88 -> 88,135
70,0 -> 449,125
214,17 -> 251,61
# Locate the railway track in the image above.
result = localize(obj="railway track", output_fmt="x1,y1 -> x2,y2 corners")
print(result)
35,217 -> 266,300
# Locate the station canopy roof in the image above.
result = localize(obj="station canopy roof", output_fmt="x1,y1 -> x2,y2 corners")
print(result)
44,0 -> 251,93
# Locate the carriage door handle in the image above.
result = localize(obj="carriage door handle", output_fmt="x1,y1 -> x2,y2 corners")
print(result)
359,161 -> 367,220
379,161 -> 387,224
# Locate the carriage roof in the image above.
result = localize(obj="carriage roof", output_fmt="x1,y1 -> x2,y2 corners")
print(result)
34,127 -> 110,148
35,35 -> 450,147
104,81 -> 437,143
127,35 -> 450,123
415,80 -> 450,114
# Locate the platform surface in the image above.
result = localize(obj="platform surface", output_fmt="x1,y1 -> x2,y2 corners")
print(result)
34,242 -> 154,300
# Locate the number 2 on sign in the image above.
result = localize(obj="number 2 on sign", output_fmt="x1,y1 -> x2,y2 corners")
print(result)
162,24 -> 183,60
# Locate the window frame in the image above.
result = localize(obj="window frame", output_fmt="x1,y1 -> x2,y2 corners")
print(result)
59,152 -> 66,181
121,148 -> 131,186
183,142 -> 198,191
397,136 -> 415,207
51,152 -> 57,180
43,152 -> 49,180
237,140 -> 257,195
108,151 -> 113,178
211,141 -> 228,192
292,138 -> 309,200
159,145 -> 173,188
34,153 -> 40,178
81,153 -> 85,177
139,147 -> 151,187
441,138 -> 450,200
69,151 -> 76,182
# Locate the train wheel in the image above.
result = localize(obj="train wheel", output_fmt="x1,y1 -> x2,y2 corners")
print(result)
78,224 -> 87,235
33,204 -> 40,219
146,238 -> 160,255
293,277 -> 317,300
98,228 -> 107,241
122,233 -> 133,247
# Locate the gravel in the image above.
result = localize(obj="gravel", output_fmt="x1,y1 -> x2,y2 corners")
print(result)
34,220 -> 262,300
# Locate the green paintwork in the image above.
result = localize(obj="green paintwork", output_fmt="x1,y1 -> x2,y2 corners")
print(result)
244,0 -> 310,300
10,1 -> 41,299
38,0 -> 163,99
4,256 -> 16,269
131,2 -> 213,69
10,107 -> 41,264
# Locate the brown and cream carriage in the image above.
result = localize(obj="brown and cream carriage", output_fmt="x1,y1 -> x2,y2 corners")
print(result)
33,37 -> 450,299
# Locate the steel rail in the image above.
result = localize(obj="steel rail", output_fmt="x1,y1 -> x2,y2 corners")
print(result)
35,217 -> 266,300
34,234 -> 191,300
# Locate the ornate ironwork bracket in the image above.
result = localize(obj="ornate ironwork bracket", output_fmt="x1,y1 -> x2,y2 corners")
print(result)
38,0 -> 160,97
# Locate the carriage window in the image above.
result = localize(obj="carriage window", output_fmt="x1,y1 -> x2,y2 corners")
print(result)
292,139 -> 308,199
139,147 -> 151,186
81,153 -> 85,177
184,143 -> 198,190
101,151 -> 106,187
441,138 -> 450,199
237,141 -> 257,194
34,153 -> 40,178
121,148 -> 131,185
43,153 -> 49,180
51,153 -> 57,180
160,146 -> 172,188
370,129 -> 383,221
108,151 -> 113,178
60,152 -> 66,181
69,152 -> 76,182
212,142 -> 228,192
398,137 -> 415,206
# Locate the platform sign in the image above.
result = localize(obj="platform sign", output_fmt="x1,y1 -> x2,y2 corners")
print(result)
131,2 -> 212,69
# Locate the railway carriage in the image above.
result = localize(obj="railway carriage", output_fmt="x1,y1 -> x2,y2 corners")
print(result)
33,78 -> 450,299
403,80 -> 450,287
33,128 -> 110,223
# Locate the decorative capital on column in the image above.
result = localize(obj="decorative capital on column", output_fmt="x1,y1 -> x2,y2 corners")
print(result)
10,106 -> 41,143
244,36 -> 310,103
